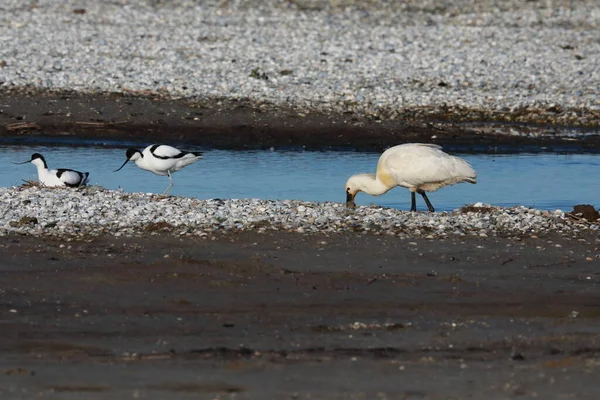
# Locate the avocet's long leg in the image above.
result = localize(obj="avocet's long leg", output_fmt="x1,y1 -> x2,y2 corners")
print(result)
163,170 -> 174,195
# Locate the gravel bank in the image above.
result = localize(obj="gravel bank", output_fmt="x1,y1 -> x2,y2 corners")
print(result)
1,185 -> 596,239
0,0 -> 598,126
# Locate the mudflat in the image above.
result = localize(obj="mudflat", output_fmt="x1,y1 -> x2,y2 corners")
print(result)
1,231 -> 599,399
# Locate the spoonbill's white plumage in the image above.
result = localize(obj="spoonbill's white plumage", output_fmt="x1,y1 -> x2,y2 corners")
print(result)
345,143 -> 477,212
14,153 -> 89,187
114,144 -> 203,194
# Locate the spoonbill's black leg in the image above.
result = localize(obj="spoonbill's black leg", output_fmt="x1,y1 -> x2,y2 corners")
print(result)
410,191 -> 417,212
418,189 -> 435,212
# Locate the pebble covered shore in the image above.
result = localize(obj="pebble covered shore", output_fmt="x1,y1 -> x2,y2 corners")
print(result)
0,0 -> 598,126
1,1 -> 599,239
1,186 -> 597,239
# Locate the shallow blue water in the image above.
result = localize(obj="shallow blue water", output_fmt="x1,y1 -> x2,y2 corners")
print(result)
2,144 -> 599,211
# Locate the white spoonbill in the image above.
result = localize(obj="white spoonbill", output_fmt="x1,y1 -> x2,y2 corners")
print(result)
14,153 -> 89,187
114,144 -> 203,194
345,143 -> 477,212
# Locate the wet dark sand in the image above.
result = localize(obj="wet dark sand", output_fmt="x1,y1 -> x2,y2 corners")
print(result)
1,232 -> 599,399
1,90 -> 600,152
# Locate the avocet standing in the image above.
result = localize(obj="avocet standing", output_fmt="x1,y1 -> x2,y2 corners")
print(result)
114,144 -> 203,194
15,153 -> 90,187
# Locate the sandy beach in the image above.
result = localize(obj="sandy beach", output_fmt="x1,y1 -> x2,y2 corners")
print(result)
1,232 -> 599,399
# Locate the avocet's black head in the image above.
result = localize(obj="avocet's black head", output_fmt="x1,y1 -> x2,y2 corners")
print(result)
14,153 -> 46,167
31,153 -> 44,162
114,148 -> 141,172
126,148 -> 140,160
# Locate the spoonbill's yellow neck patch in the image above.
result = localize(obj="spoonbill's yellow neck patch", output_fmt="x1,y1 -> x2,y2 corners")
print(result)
376,164 -> 396,188
347,173 -> 393,197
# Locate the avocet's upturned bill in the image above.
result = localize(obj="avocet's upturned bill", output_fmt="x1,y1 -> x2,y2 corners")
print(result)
114,144 -> 203,194
14,153 -> 90,187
